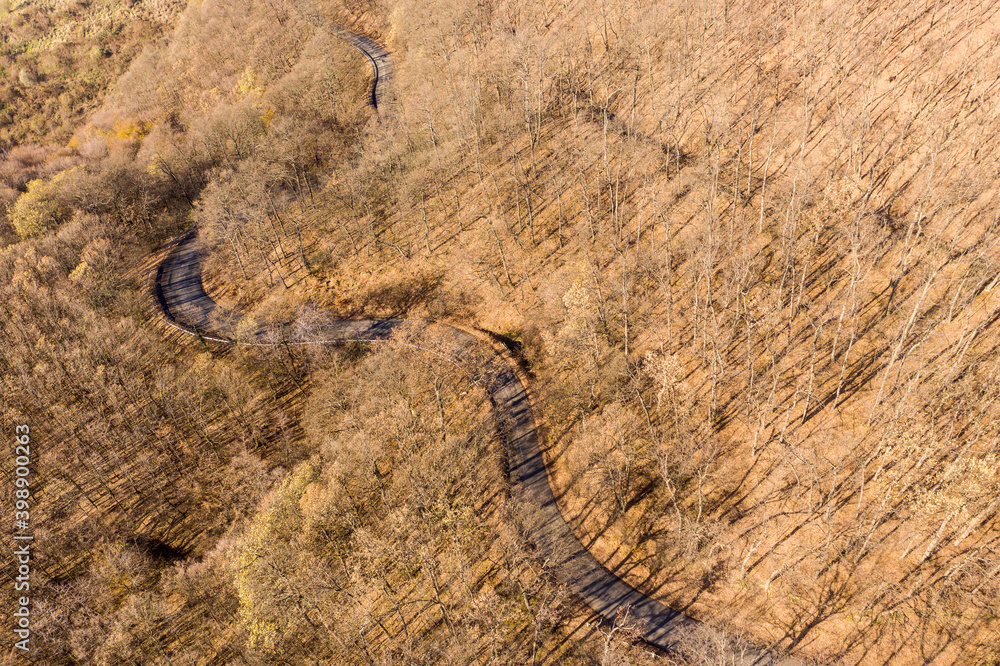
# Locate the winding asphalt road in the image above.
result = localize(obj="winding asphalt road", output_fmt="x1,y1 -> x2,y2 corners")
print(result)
151,26 -> 799,666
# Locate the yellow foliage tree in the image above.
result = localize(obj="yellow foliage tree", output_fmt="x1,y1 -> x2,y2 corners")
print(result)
233,461 -> 318,650
10,177 -> 70,239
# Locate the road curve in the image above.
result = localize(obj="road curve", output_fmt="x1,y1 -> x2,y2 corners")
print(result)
150,26 -> 799,666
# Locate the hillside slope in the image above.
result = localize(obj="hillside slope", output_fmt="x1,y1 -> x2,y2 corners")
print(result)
3,0 -> 1000,663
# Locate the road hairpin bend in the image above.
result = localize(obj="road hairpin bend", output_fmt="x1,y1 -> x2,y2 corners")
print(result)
150,25 -> 798,666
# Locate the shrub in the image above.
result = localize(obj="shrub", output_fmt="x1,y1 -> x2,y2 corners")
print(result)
10,177 -> 70,239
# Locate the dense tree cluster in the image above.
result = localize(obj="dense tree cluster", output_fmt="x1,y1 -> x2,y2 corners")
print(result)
3,0 -> 1000,662
0,0 -> 657,663
0,0 -> 185,147
293,0 -> 1000,660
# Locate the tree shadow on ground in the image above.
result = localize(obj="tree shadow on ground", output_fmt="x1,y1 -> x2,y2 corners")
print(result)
347,270 -> 444,317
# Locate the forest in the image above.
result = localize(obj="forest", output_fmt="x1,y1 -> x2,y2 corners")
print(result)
2,0 -> 1000,663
